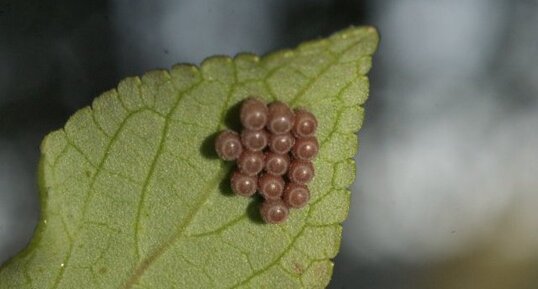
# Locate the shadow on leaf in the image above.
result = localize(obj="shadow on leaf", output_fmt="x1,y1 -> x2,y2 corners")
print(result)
246,195 -> 265,224
218,166 -> 235,197
200,131 -> 220,159
223,100 -> 243,132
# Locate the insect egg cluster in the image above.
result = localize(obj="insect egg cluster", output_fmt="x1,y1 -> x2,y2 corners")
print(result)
215,97 -> 319,224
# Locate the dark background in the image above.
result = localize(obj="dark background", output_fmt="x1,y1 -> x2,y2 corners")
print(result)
1,1 -> 538,288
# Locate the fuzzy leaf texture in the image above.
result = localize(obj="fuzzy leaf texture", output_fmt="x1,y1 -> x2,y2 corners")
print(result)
0,26 -> 378,289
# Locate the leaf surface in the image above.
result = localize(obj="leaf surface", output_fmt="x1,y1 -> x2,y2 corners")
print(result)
0,26 -> 378,289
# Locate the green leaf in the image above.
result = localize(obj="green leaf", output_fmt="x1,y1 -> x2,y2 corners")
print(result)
0,26 -> 378,289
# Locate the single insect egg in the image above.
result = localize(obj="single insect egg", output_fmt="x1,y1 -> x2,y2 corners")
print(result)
283,183 -> 310,208
267,101 -> 295,134
215,130 -> 243,161
237,150 -> 265,176
268,132 -> 295,154
288,160 -> 315,184
240,129 -> 268,151
264,152 -> 290,176
260,199 -> 289,224
291,136 -> 319,161
292,109 -> 318,138
258,174 -> 285,200
230,171 -> 257,197
240,97 -> 268,130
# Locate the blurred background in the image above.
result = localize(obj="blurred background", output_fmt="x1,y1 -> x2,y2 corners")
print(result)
1,0 -> 537,288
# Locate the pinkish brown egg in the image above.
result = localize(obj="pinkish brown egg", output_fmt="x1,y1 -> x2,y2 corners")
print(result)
282,183 -> 310,208
240,97 -> 268,130
215,130 -> 243,160
237,150 -> 265,176
260,199 -> 289,224
267,101 -> 295,134
268,132 -> 295,154
230,171 -> 258,197
258,174 -> 285,200
240,129 -> 268,151
264,152 -> 290,176
292,109 -> 318,138
291,136 -> 319,161
288,160 -> 315,184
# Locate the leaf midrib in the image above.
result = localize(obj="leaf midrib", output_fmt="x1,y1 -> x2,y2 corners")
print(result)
122,166 -> 229,288
123,64 -> 240,288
